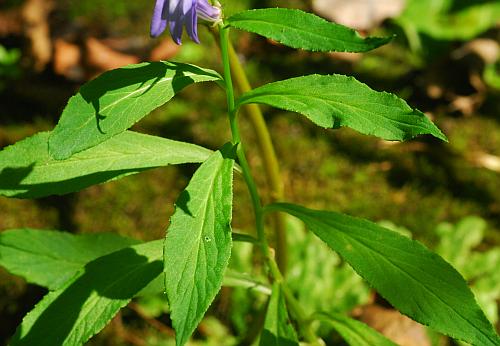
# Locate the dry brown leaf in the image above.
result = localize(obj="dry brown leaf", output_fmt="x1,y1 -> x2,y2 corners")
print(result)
150,38 -> 180,61
357,304 -> 432,346
452,39 -> 500,65
53,39 -> 82,79
468,152 -> 500,172
22,0 -> 54,71
0,8 -> 22,36
85,37 -> 140,73
449,94 -> 484,116
312,0 -> 406,31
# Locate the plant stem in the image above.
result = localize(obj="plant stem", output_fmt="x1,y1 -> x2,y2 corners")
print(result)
263,247 -> 322,346
227,41 -> 288,273
219,26 -> 266,249
219,25 -> 320,346
219,26 -> 240,145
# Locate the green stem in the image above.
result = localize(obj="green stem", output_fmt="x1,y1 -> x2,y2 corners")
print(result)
400,20 -> 422,55
219,26 -> 239,144
266,248 -> 322,345
219,26 -> 268,254
282,286 -> 322,345
218,25 -> 320,345
227,41 -> 288,273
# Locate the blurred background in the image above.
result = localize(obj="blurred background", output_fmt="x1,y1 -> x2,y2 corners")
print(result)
0,0 -> 499,345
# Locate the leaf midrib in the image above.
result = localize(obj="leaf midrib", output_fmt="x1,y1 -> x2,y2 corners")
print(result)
2,150 -> 206,187
0,242 -> 86,267
168,154 -> 228,344
241,91 -> 416,136
68,76 -> 176,135
68,250 -> 162,343
230,18 -> 359,48
41,151 -> 202,167
315,217 -> 497,345
57,71 -> 216,138
90,70 -> 212,117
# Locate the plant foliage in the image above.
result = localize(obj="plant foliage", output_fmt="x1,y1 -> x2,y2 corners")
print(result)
0,3 -> 498,346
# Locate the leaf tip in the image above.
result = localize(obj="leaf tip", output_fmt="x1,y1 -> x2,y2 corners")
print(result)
428,121 -> 448,143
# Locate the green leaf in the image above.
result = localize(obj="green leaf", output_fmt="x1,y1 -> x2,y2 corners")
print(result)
285,215 -> 371,316
232,232 -> 259,244
237,74 -> 447,142
434,217 -> 500,325
260,283 -> 300,346
316,312 -> 397,346
164,143 -> 236,346
435,216 -> 486,273
223,269 -> 272,296
49,61 -> 221,160
0,131 -> 211,198
10,240 -> 163,346
226,8 -> 391,53
397,0 -> 500,41
266,203 -> 500,346
0,229 -> 139,290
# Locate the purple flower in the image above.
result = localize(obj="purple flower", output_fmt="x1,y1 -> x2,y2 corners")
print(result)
150,0 -> 221,44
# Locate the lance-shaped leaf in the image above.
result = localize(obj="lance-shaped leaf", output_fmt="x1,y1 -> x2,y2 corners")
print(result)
265,203 -> 500,346
0,229 -> 139,290
315,312 -> 397,346
260,283 -> 299,346
237,74 -> 446,142
10,240 -> 163,346
164,144 -> 236,346
226,8 -> 391,53
0,131 -> 211,198
49,61 -> 222,160
0,230 -> 262,299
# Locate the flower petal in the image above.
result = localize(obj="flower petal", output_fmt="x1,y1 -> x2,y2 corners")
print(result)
168,0 -> 183,15
169,20 -> 184,44
196,0 -> 221,22
185,0 -> 200,43
150,0 -> 168,37
150,0 -> 219,44
168,0 -> 187,44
